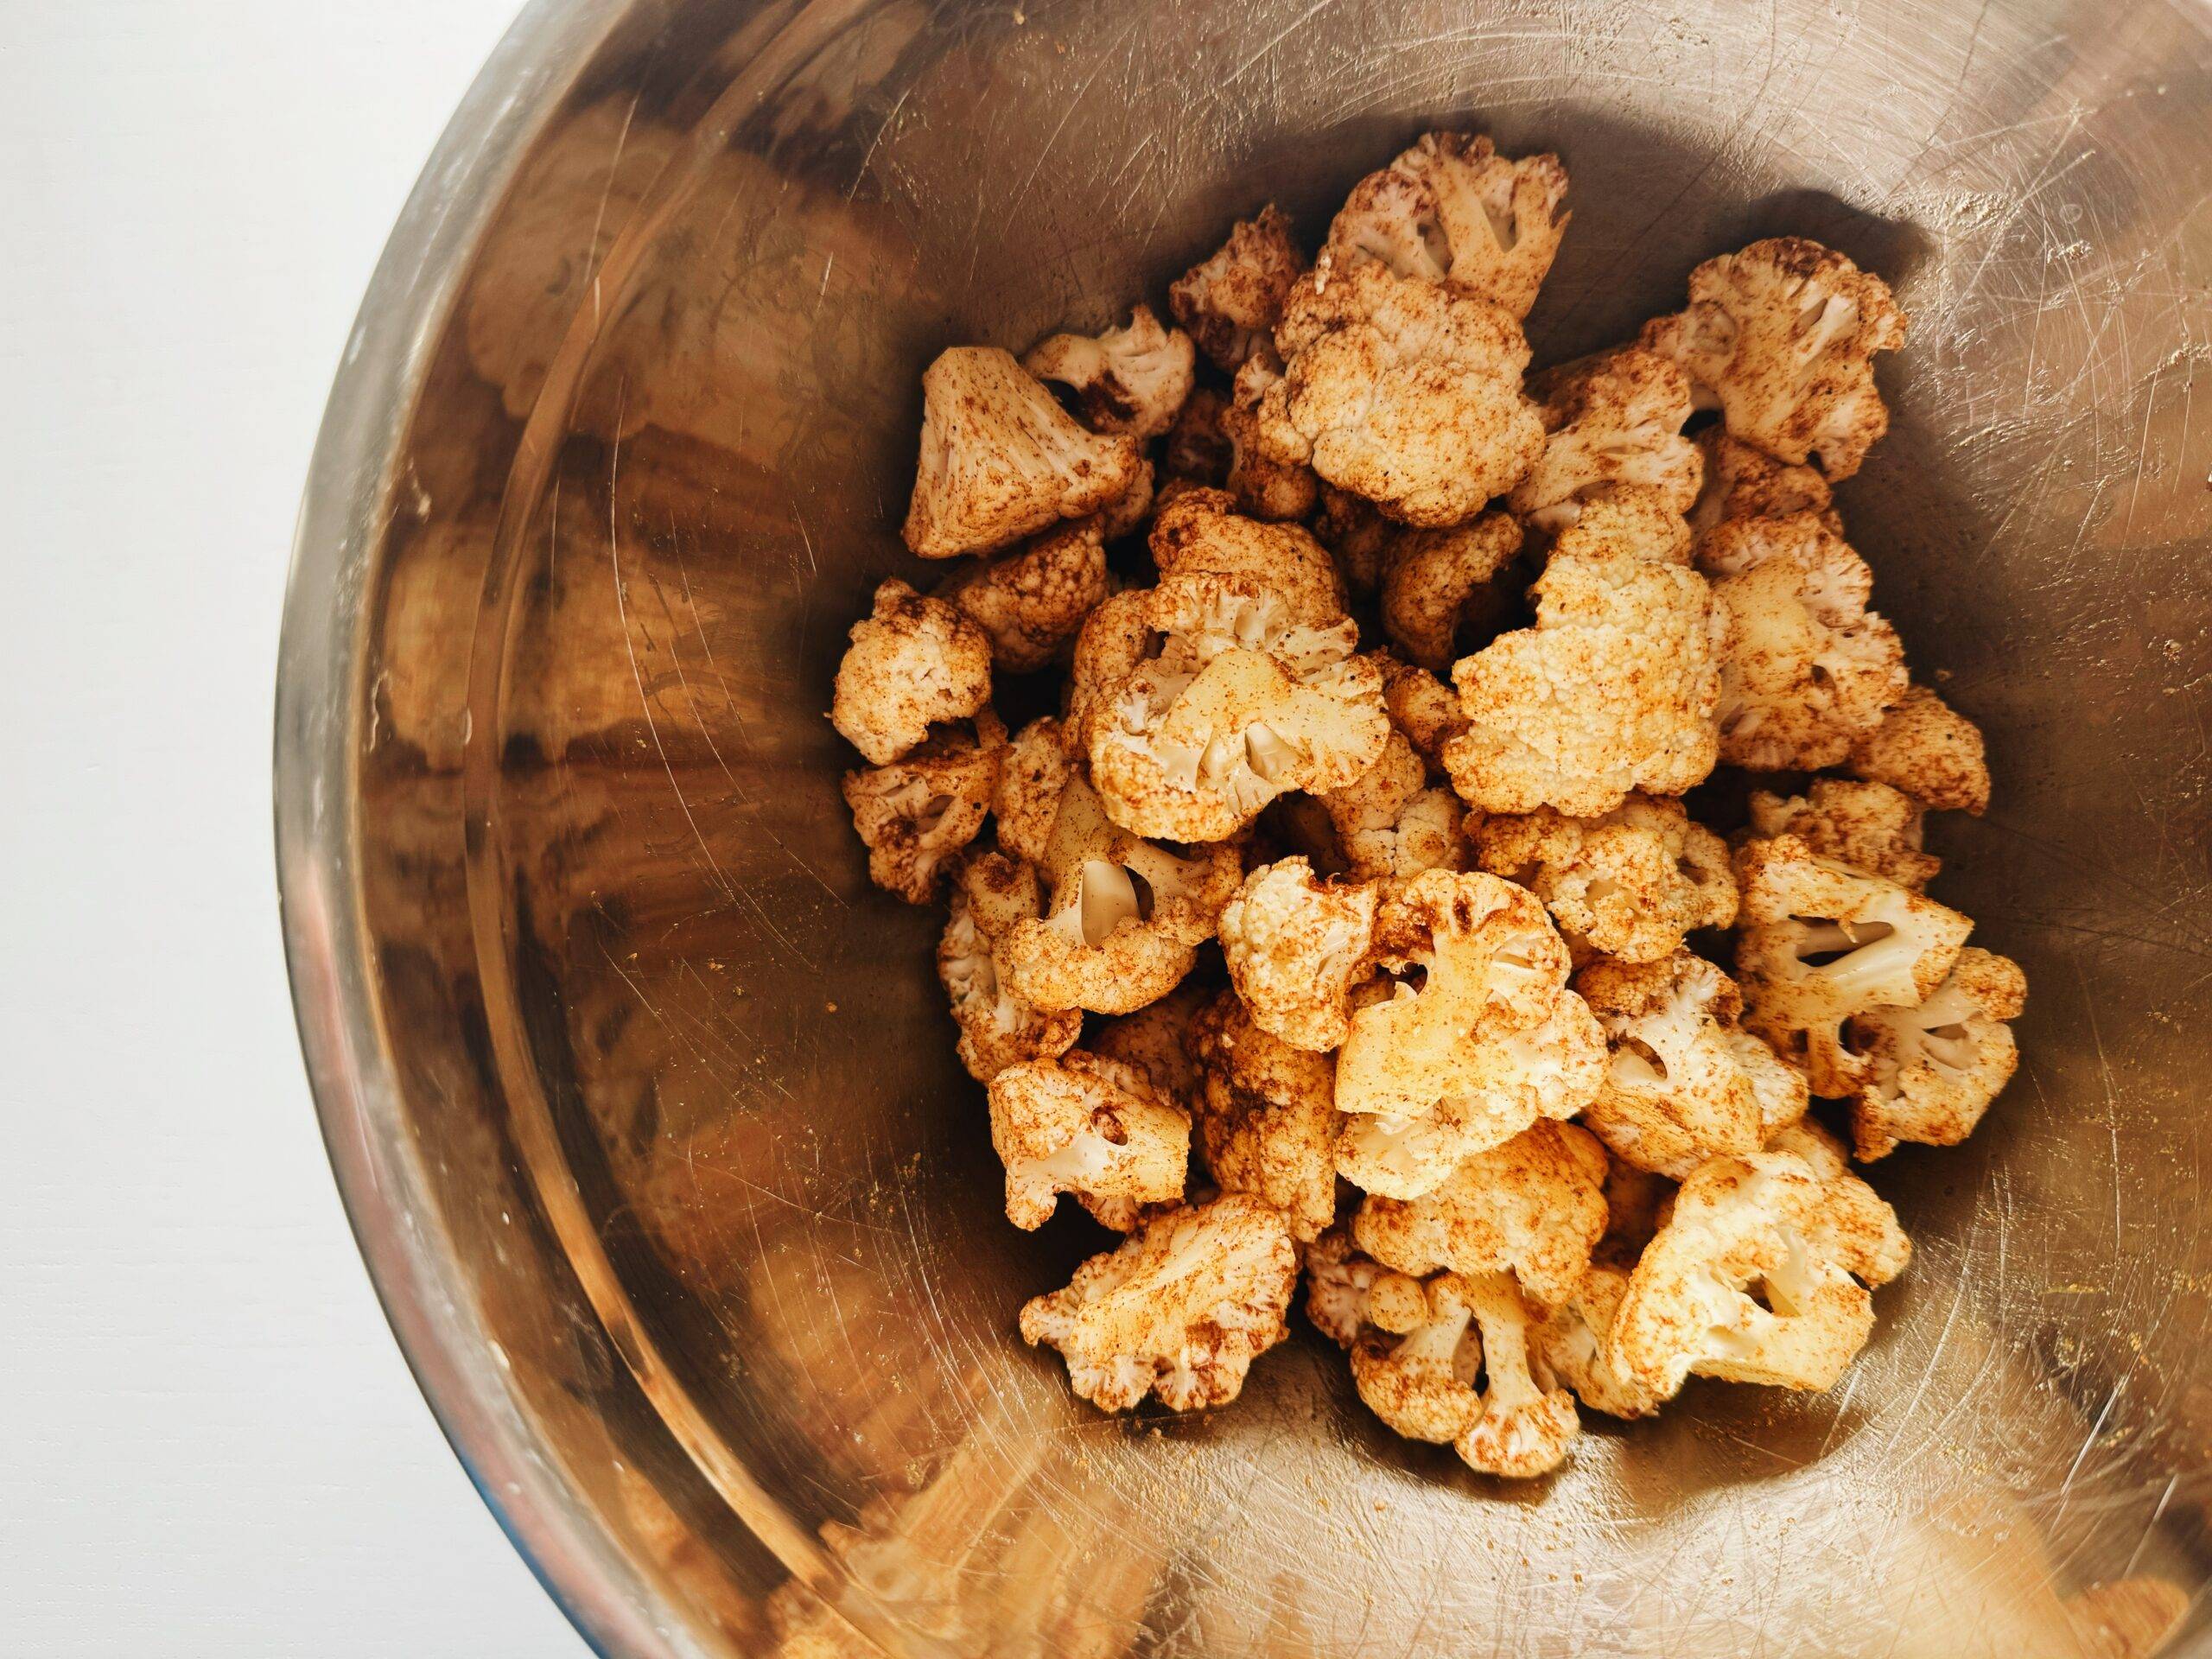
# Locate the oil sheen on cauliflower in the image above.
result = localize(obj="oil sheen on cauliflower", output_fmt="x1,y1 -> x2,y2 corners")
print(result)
1847,946 -> 2026,1161
1475,793 -> 1737,963
842,710 -> 1007,903
1019,1192 -> 1298,1412
1444,551 -> 1721,816
1187,991 -> 1344,1242
1255,258 -> 1545,527
1021,304 -> 1196,440
988,1050 -> 1192,1231
831,579 -> 995,766
1640,237 -> 1907,480
1507,347 -> 1700,532
902,346 -> 1145,558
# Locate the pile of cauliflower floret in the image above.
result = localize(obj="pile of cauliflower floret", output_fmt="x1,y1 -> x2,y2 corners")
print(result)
831,130 -> 2023,1480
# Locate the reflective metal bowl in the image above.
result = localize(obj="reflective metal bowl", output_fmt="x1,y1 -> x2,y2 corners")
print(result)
276,0 -> 2212,1651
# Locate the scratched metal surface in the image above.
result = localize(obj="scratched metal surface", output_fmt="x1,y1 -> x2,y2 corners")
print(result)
277,0 -> 2212,1652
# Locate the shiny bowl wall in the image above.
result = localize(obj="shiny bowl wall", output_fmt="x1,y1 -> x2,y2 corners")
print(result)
276,1 -> 2212,1653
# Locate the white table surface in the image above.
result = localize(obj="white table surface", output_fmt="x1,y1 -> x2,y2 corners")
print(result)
3,4 -> 588,1652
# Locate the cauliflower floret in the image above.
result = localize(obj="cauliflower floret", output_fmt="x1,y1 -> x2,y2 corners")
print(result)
1096,454 -> 1156,542
1170,204 -> 1309,373
1444,552 -> 1721,815
1161,386 -> 1233,485
1746,778 -> 1940,889
902,346 -> 1145,558
1544,486 -> 1694,565
1735,833 -> 1973,1096
1507,348 -> 1700,532
1453,1269 -> 1580,1478
1699,512 -> 1908,771
1019,1192 -> 1298,1412
1848,947 -> 2026,1161
988,1051 -> 1192,1231
1600,1160 -> 1673,1260
1375,650 -> 1470,770
1475,794 -> 1736,963
1325,132 -> 1569,321
1021,305 -> 1196,440
1089,575 -> 1388,842
1312,484 -> 1392,596
831,579 -> 995,766
935,518 -> 1109,673
938,851 -> 1082,1082
1573,952 -> 1808,1179
1606,1126 -> 1910,1398
1186,991 -> 1343,1242
1000,768 -> 1242,1014
1350,1120 -> 1608,1308
1379,512 -> 1526,674
1255,257 -> 1545,527
1639,237 -> 1906,480
1350,1270 -> 1486,1444
1847,683 -> 1992,815
842,710 -> 1007,903
1301,1226 -> 1427,1348
1532,1261 -> 1662,1420
1064,590 -> 1154,757
1319,733 -> 1469,880
1147,486 -> 1345,623
1091,982 -> 1208,1110
1217,858 -> 1380,1052
1688,429 -> 1840,540
994,716 -> 1074,866
1222,349 -> 1319,520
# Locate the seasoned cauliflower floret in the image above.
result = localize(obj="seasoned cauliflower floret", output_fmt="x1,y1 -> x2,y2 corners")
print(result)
1351,1120 -> 1609,1308
993,716 -> 1075,866
1255,258 -> 1545,527
1312,484 -> 1393,596
1606,1126 -> 1909,1398
831,579 -> 995,766
1091,982 -> 1208,1111
1444,552 -> 1721,816
1319,733 -> 1469,880
1222,349 -> 1319,520
1573,952 -> 1808,1179
1063,590 -> 1154,757
1169,203 -> 1309,372
1735,833 -> 1973,1096
988,1051 -> 1192,1231
1089,575 -> 1388,842
1847,683 -> 1992,815
1453,1269 -> 1580,1478
1475,794 -> 1736,963
1639,237 -> 1906,481
1507,348 -> 1700,533
1162,385 -> 1233,485
1000,767 -> 1242,1014
935,518 -> 1109,673
1376,650 -> 1470,770
1746,778 -> 1939,889
1544,485 -> 1694,565
1533,1261 -> 1662,1420
1187,991 -> 1344,1242
1325,132 -> 1569,321
1019,1192 -> 1298,1412
1688,429 -> 1840,540
938,851 -> 1083,1082
1600,1160 -> 1674,1260
1379,512 -> 1525,674
1302,1227 -> 1427,1348
1021,304 -> 1196,440
1147,486 -> 1345,624
1217,858 -> 1380,1052
1349,1270 -> 1486,1445
842,710 -> 1007,903
1699,512 -> 1908,771
902,346 -> 1144,558
1848,947 -> 2026,1161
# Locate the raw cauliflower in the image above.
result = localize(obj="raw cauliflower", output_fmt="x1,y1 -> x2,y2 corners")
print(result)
842,710 -> 1007,903
1303,1226 -> 1429,1349
1351,1120 -> 1609,1309
1091,982 -> 1208,1111
1848,947 -> 2026,1161
1699,511 -> 1908,771
1507,348 -> 1700,532
1345,1268 -> 1486,1444
1319,733 -> 1469,880
1088,574 -> 1388,842
1375,650 -> 1470,769
1533,1261 -> 1662,1420
1187,991 -> 1344,1242
1545,486 -> 1694,566
1147,485 -> 1345,624
1222,348 -> 1319,520
1475,793 -> 1736,963
1169,203 -> 1309,372
1639,237 -> 1906,480
988,1050 -> 1192,1230
1746,778 -> 1940,889
1573,952 -> 1808,1179
831,579 -> 995,766
1734,833 -> 1973,1097
938,850 -> 1082,1082
1255,257 -> 1545,527
1848,683 -> 1992,815
1325,132 -> 1570,320
1019,1192 -> 1298,1412
992,716 -> 1075,866
1452,1268 -> 1581,1477
1021,304 -> 1196,440
1379,512 -> 1526,674
935,518 -> 1109,673
1688,429 -> 1840,540
902,346 -> 1144,558
1444,551 -> 1721,816
1217,858 -> 1379,1052
1063,590 -> 1154,759
1312,483 -> 1393,596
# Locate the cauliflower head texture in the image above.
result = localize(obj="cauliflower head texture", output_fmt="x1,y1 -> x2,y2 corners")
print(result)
1217,858 -> 1380,1052
1222,348 -> 1321,520
1847,683 -> 1992,815
1147,486 -> 1345,624
842,710 -> 1007,903
1169,204 -> 1310,373
1688,429 -> 1840,540
935,518 -> 1109,674
1379,512 -> 1526,674
1508,348 -> 1700,532
1533,1261 -> 1663,1420
938,850 -> 1083,1083
1319,732 -> 1470,880
1349,1269 -> 1487,1445
988,1050 -> 1192,1231
1453,1268 -> 1582,1477
1187,991 -> 1344,1242
1848,946 -> 2025,1161
1476,793 -> 1737,963
831,579 -> 995,766
1746,778 -> 1940,889
1021,304 -> 1196,440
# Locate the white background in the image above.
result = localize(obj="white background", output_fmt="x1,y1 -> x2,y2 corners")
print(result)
3,3 -> 587,1653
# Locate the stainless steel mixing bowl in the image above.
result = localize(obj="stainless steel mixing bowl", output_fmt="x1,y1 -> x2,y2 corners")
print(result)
276,0 -> 2212,1651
